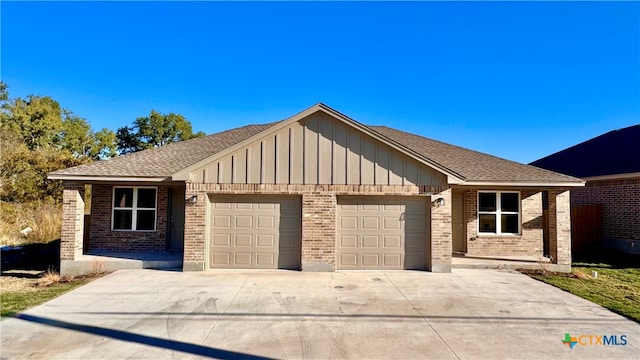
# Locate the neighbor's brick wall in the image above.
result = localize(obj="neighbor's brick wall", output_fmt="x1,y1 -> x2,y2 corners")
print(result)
61,182 -> 85,260
571,178 -> 640,241
464,189 -> 543,257
184,183 -> 447,271
88,184 -> 169,252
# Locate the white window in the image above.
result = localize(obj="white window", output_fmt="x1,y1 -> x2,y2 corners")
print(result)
112,187 -> 157,231
478,191 -> 520,235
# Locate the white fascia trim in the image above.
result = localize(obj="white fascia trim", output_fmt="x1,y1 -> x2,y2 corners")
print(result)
47,175 -> 170,182
460,181 -> 585,187
583,172 -> 640,181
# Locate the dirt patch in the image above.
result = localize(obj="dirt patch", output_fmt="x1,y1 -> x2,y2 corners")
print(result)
517,268 -> 578,278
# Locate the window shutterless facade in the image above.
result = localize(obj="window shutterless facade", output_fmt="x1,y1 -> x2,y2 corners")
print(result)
478,191 -> 520,235
112,187 -> 157,231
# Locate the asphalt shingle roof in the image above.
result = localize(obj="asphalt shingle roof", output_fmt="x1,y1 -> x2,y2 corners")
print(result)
50,106 -> 582,185
367,126 -> 582,183
50,122 -> 278,178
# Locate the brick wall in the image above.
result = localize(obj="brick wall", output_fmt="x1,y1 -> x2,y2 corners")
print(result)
430,188 -> 452,272
302,192 -> 336,271
549,190 -> 571,266
183,182 -> 447,272
571,178 -> 640,241
464,189 -> 544,257
89,184 -> 169,252
61,182 -> 85,260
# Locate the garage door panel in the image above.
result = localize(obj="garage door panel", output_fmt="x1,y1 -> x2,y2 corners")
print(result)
235,234 -> 252,247
362,236 -> 379,248
384,217 -> 401,229
212,253 -> 230,265
234,253 -> 252,265
256,253 -> 275,266
341,235 -> 357,248
337,196 -> 429,270
339,254 -> 357,267
213,234 -> 231,246
257,234 -> 275,247
235,216 -> 253,228
361,254 -> 380,266
383,235 -> 401,248
362,217 -> 379,229
383,253 -> 402,267
213,215 -> 231,228
210,196 -> 301,269
340,217 -> 358,230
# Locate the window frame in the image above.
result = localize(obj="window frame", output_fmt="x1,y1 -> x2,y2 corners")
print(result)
111,186 -> 158,232
477,191 -> 521,235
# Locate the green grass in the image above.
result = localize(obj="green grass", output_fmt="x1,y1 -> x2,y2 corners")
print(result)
1,278 -> 92,318
531,250 -> 640,323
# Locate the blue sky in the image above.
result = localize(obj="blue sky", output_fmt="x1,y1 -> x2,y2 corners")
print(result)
2,1 -> 639,163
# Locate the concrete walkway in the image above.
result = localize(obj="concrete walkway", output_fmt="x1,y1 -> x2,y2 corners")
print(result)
1,269 -> 638,359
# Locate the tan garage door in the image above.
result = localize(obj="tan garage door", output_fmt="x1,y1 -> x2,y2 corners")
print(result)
209,196 -> 301,269
337,196 -> 429,270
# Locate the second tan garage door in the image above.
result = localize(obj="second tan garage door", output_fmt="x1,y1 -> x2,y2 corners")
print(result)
209,196 -> 301,269
337,196 -> 429,270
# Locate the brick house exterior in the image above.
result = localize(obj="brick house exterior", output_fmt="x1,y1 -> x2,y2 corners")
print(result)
51,104 -> 583,275
532,124 -> 640,254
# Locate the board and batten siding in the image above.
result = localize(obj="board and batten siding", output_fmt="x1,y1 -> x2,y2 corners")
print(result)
190,112 -> 446,186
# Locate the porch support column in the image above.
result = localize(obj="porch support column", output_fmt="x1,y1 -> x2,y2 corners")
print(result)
430,188 -> 452,272
548,190 -> 572,271
60,182 -> 85,274
184,182 -> 206,271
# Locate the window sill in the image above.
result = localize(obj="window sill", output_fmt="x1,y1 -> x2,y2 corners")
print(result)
477,233 -> 522,237
112,229 -> 157,233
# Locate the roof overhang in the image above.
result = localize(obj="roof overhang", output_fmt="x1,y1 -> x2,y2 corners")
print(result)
47,174 -> 171,182
459,180 -> 585,187
171,103 -> 465,183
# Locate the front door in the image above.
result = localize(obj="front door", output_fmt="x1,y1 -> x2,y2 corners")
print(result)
168,187 -> 185,251
452,190 -> 466,254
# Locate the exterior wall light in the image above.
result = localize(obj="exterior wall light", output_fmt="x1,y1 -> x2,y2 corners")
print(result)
189,195 -> 198,205
433,197 -> 445,207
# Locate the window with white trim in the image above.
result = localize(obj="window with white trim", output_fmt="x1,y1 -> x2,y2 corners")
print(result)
112,187 -> 157,231
478,191 -> 520,235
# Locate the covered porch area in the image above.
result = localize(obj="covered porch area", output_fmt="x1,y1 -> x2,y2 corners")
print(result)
60,181 -> 186,276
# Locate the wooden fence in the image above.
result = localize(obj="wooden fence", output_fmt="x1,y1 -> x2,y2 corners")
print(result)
571,204 -> 603,253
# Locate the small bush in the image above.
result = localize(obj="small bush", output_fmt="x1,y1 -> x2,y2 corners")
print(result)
36,269 -> 61,287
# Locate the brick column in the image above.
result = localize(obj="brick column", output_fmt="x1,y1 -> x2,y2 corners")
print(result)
301,192 -> 336,271
183,183 -> 207,271
61,182 -> 85,261
548,190 -> 572,270
430,188 -> 452,272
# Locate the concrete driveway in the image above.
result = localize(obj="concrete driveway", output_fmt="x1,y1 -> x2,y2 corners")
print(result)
1,269 -> 638,360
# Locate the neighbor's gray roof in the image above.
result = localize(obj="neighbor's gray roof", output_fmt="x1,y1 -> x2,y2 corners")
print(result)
50,106 -> 582,185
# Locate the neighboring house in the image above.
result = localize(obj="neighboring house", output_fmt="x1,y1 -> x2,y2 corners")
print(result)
531,124 -> 640,254
49,103 -> 583,275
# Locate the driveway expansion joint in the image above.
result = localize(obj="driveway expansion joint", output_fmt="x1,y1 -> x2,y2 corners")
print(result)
383,272 -> 462,360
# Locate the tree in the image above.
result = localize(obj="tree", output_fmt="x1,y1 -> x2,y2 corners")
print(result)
116,110 -> 204,154
61,110 -> 117,159
0,82 -> 118,202
1,94 -> 63,150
